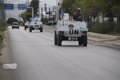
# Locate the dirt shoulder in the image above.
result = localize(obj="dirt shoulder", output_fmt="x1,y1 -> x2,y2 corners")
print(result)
88,32 -> 120,49
0,30 -> 13,80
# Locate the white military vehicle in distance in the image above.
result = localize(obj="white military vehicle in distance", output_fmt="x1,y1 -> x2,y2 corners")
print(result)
24,22 -> 30,30
29,18 -> 43,32
12,22 -> 19,29
54,13 -> 88,46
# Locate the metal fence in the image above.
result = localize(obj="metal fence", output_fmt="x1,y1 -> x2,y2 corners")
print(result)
0,0 -> 6,24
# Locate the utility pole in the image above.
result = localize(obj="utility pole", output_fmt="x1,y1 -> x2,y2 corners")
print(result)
27,0 -> 34,20
41,7 -> 43,19
0,0 -> 6,24
56,0 -> 61,21
38,0 -> 40,18
49,7 -> 50,20
44,3 -> 47,12
31,7 -> 34,20
27,0 -> 30,6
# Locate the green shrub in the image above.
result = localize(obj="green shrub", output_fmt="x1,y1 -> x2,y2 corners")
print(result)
0,23 -> 6,31
87,22 -> 94,31
114,23 -> 120,34
88,21 -> 115,34
0,35 -> 3,43
0,34 -> 3,49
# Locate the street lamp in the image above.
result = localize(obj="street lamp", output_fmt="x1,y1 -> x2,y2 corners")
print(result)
27,7 -> 34,20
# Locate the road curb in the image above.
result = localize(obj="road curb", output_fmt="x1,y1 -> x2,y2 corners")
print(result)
88,37 -> 120,48
88,32 -> 120,40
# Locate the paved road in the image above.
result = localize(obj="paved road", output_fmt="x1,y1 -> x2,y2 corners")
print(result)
8,26 -> 120,80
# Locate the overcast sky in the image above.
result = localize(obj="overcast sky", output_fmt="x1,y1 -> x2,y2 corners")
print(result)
4,0 -> 60,7
40,0 -> 58,7
4,0 -> 28,3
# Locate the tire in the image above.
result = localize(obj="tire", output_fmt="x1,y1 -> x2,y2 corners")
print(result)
82,36 -> 87,47
78,37 -> 82,46
25,27 -> 27,30
57,36 -> 62,46
54,32 -> 57,45
29,28 -> 32,32
40,28 -> 43,32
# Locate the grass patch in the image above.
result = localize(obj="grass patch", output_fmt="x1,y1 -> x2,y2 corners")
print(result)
0,23 -> 6,49
88,21 -> 120,35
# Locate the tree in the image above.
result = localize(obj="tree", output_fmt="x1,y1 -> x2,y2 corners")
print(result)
21,9 -> 32,22
111,0 -> 120,22
62,0 -> 76,16
62,0 -> 120,22
30,0 -> 39,17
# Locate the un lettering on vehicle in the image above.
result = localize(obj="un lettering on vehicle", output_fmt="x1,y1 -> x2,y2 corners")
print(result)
69,29 -> 79,35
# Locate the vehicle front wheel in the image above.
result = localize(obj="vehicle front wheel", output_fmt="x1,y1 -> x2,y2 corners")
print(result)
82,36 -> 87,47
25,27 -> 27,30
57,36 -> 62,46
29,28 -> 32,32
40,28 -> 43,32
54,33 -> 57,45
78,37 -> 82,46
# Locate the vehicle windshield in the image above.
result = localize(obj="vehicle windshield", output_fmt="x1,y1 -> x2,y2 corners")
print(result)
13,22 -> 18,25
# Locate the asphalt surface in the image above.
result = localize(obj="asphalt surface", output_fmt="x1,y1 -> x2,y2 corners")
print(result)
7,26 -> 120,80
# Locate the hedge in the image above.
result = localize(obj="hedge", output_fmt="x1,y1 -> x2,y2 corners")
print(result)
88,21 -> 120,35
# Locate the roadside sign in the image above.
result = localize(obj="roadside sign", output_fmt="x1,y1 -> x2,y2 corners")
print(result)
4,4 -> 14,10
18,4 -> 27,10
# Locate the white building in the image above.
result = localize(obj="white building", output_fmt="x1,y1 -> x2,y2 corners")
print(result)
39,0 -> 63,16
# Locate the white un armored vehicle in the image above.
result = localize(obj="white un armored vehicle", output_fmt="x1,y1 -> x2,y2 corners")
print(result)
29,18 -> 43,32
24,22 -> 30,30
54,13 -> 88,46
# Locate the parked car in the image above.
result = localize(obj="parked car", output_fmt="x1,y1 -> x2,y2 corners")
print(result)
24,22 -> 30,30
12,22 -> 19,29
